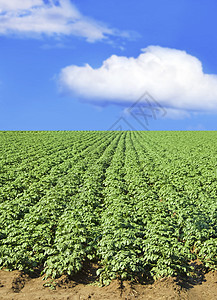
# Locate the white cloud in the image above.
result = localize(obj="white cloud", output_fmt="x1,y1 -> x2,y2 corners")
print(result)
0,0 -> 41,11
0,0 -> 131,42
59,46 -> 217,114
164,108 -> 190,120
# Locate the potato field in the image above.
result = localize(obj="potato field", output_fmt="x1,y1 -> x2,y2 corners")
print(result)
1,131 -> 217,285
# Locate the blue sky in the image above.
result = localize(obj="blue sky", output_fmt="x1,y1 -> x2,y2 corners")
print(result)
0,0 -> 217,130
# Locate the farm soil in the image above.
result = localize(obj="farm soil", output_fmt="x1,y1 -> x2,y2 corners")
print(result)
0,269 -> 217,300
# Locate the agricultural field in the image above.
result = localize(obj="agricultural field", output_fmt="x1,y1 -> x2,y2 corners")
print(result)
0,131 -> 217,297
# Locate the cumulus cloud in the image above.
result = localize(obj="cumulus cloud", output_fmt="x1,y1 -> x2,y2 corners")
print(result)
59,46 -> 217,114
0,0 -> 132,42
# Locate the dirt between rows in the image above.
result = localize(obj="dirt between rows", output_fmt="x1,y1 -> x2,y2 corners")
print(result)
0,268 -> 217,300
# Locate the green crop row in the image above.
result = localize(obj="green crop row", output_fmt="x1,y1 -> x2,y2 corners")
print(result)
0,131 -> 217,284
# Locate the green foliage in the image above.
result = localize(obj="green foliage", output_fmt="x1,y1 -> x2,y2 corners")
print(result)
0,131 -> 217,284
